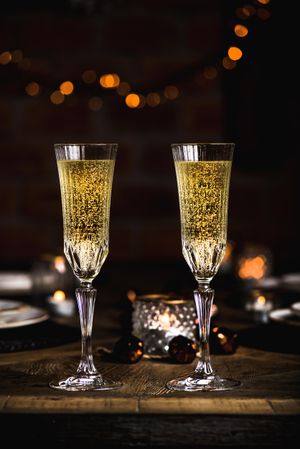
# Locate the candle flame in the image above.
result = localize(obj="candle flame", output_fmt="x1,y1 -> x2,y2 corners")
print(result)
53,290 -> 66,302
257,295 -> 266,305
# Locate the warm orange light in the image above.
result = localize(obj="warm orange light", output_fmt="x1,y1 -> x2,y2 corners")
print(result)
25,82 -> 40,96
164,85 -> 179,100
228,46 -> 243,61
82,69 -> 97,84
257,295 -> 266,305
11,49 -> 23,63
203,66 -> 218,80
222,56 -> 237,70
127,290 -> 137,302
88,96 -> 103,111
125,93 -> 140,108
54,256 -> 66,274
146,92 -> 160,107
0,51 -> 12,65
117,81 -> 130,96
257,8 -> 271,20
53,290 -> 66,302
99,73 -> 120,88
257,0 -> 270,5
50,90 -> 65,105
234,24 -> 249,38
238,256 -> 267,280
60,81 -> 74,95
222,242 -> 233,264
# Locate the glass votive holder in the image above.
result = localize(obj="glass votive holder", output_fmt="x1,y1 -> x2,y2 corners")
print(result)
131,294 -> 197,358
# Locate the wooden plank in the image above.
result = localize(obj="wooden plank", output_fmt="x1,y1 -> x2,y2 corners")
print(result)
138,397 -> 276,415
1,395 -> 138,414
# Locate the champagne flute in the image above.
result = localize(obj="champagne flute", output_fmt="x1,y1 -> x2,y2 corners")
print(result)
167,143 -> 240,391
50,143 -> 122,391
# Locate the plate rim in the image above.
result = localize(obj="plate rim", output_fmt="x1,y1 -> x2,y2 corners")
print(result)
269,308 -> 300,327
0,304 -> 49,329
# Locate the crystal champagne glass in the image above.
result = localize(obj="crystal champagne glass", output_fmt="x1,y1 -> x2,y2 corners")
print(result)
50,143 -> 122,391
167,143 -> 240,391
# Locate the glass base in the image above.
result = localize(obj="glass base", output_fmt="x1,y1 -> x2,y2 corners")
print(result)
49,374 -> 122,392
167,373 -> 241,392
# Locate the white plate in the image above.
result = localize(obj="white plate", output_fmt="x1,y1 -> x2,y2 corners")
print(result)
290,302 -> 300,316
280,273 -> 300,291
268,308 -> 300,327
0,300 -> 49,329
0,299 -> 25,313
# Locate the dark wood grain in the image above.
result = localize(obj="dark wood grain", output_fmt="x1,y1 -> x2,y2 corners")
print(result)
1,306 -> 300,447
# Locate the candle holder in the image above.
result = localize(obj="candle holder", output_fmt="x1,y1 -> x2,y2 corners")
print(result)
131,294 -> 197,358
46,290 -> 76,317
245,289 -> 274,323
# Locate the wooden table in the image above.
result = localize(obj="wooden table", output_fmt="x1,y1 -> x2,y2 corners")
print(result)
1,305 -> 300,448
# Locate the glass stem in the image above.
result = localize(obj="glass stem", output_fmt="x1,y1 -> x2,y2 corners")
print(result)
194,284 -> 214,377
75,285 -> 98,376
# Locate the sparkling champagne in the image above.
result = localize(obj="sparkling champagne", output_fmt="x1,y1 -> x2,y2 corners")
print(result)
57,159 -> 115,282
175,160 -> 232,282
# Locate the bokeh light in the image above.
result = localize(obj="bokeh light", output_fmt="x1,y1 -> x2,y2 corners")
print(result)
0,51 -> 12,65
25,82 -> 40,96
99,73 -> 120,88
59,81 -> 74,95
234,24 -> 249,38
164,85 -> 179,99
228,46 -> 243,61
50,90 -> 65,105
222,56 -> 237,70
146,92 -> 160,107
125,93 -> 140,108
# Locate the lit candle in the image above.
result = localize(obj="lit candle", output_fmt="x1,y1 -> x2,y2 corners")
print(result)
46,289 -> 75,317
130,293 -> 218,358
245,291 -> 274,323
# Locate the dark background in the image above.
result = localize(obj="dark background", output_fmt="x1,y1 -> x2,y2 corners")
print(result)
0,0 -> 298,294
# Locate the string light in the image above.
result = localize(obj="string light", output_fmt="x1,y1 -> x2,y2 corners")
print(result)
50,90 -> 64,105
228,46 -> 243,61
125,93 -> 140,108
59,81 -> 74,95
164,85 -> 179,100
234,24 -> 249,38
2,0 -> 270,110
146,92 -> 160,107
99,73 -> 120,88
0,51 -> 12,65
25,82 -> 40,96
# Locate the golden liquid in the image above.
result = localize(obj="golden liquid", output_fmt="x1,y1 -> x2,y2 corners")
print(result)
57,159 -> 115,282
175,160 -> 232,282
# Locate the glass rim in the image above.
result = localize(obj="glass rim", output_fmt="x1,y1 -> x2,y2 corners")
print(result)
171,142 -> 235,146
54,143 -> 118,147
